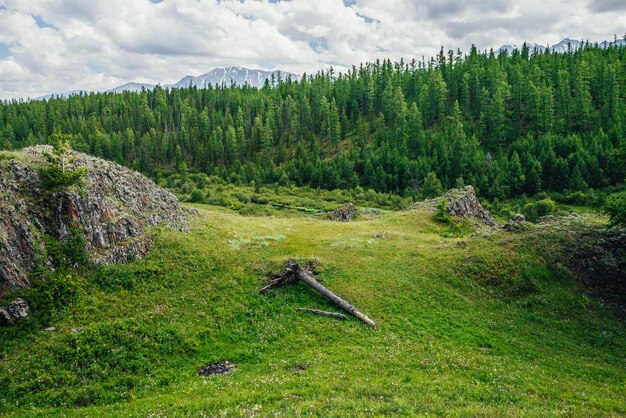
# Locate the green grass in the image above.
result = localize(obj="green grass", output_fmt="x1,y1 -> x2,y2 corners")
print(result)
0,203 -> 624,416
159,172 -> 412,216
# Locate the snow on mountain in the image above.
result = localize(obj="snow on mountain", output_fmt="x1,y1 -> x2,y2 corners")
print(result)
599,39 -> 626,48
497,37 -> 625,55
550,38 -> 584,53
35,67 -> 300,101
107,82 -> 155,93
35,90 -> 90,101
166,67 -> 299,89
497,43 -> 546,55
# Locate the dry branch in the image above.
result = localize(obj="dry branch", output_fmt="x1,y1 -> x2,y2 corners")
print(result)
295,308 -> 347,320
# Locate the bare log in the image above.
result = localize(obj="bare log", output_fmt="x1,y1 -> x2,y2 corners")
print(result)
292,264 -> 378,329
260,262 -> 379,329
295,308 -> 347,320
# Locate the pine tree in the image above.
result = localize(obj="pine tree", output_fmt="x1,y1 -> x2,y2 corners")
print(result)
421,171 -> 443,199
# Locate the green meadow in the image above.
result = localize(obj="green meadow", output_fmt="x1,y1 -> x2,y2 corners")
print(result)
1,201 -> 624,417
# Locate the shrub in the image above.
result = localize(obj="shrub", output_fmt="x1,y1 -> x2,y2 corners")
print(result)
604,191 -> 626,228
189,189 -> 205,203
559,191 -> 587,205
523,198 -> 556,221
39,132 -> 87,191
421,171 -> 443,199
205,194 -> 233,207
434,200 -> 451,224
534,198 -> 556,217
233,191 -> 252,204
26,271 -> 81,323
44,225 -> 89,268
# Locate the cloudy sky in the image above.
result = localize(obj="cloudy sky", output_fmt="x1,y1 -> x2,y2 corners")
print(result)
0,0 -> 625,100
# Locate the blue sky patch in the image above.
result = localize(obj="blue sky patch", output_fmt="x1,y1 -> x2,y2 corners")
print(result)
33,15 -> 57,30
0,43 -> 11,59
87,61 -> 103,74
308,39 -> 328,53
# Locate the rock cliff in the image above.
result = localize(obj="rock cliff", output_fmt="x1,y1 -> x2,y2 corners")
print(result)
0,146 -> 191,293
441,186 -> 498,228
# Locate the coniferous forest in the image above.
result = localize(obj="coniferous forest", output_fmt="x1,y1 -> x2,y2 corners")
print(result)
1,43 -> 624,200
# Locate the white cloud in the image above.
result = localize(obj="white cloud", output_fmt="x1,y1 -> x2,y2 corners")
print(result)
0,0 -> 624,99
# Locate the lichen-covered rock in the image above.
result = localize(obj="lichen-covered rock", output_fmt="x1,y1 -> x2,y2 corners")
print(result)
0,298 -> 29,325
441,186 -> 498,228
328,203 -> 357,222
0,146 -> 192,292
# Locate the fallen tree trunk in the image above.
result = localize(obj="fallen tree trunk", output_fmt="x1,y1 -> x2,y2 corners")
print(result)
294,266 -> 378,329
261,262 -> 378,329
295,308 -> 347,320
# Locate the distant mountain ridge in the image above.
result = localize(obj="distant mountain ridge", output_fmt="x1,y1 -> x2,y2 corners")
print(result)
497,37 -> 626,55
107,82 -> 156,93
165,67 -> 298,90
36,38 -> 625,100
36,67 -> 299,99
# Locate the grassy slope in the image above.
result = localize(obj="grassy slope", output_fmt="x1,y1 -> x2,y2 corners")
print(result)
1,204 -> 625,416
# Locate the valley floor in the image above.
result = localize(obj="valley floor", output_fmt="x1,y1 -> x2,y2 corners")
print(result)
1,204 -> 625,416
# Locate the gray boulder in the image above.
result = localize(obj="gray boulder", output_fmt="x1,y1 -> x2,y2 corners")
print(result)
0,298 -> 29,325
329,203 -> 357,222
441,186 -> 498,228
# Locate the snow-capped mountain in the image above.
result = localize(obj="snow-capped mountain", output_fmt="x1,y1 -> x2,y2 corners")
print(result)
497,37 -> 625,55
165,67 -> 298,89
36,67 -> 300,100
36,89 -> 90,101
550,38 -> 584,53
107,82 -> 155,93
497,43 -> 546,56
599,39 -> 626,48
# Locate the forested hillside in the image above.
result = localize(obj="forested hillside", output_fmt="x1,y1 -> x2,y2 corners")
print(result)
1,43 -> 624,198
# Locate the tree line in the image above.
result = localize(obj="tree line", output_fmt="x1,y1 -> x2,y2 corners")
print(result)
0,42 -> 624,199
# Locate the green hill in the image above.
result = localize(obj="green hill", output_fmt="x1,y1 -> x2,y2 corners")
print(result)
1,199 -> 624,416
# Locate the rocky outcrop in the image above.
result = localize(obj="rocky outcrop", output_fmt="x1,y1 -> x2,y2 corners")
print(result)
328,203 -> 357,222
0,146 -> 192,293
0,298 -> 29,325
441,186 -> 498,228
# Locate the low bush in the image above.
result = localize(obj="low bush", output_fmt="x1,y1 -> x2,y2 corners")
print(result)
522,198 -> 556,221
604,191 -> 626,228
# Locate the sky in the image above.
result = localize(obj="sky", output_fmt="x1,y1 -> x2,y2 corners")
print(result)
0,0 -> 625,100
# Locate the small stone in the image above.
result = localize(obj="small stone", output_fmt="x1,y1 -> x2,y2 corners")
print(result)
198,361 -> 236,376
44,326 -> 57,331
